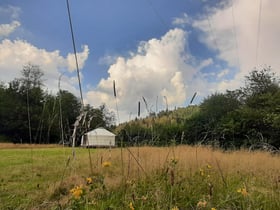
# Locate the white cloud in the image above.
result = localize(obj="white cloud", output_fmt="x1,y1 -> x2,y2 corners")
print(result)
0,39 -> 89,95
198,58 -> 213,70
86,28 -> 212,121
98,55 -> 118,66
0,21 -> 21,37
193,0 -> 280,90
160,71 -> 186,106
67,45 -> 89,72
172,13 -> 192,27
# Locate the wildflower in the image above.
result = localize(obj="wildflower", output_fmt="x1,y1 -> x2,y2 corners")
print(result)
211,208 -> 217,210
129,202 -> 135,210
70,185 -> 83,199
197,200 -> 207,208
171,206 -> 179,210
207,164 -> 212,169
237,188 -> 248,196
86,177 -> 93,185
102,161 -> 112,168
199,168 -> 204,176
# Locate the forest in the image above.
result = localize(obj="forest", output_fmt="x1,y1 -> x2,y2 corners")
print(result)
0,64 -> 279,150
0,63 -> 115,144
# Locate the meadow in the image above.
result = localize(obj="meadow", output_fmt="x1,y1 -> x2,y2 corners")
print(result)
0,144 -> 279,210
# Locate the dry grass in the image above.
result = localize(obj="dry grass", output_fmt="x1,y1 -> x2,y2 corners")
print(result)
0,145 -> 279,209
86,145 -> 280,186
110,145 -> 279,172
0,143 -> 61,149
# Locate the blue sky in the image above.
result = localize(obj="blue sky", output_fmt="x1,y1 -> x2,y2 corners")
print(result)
1,0 -> 280,122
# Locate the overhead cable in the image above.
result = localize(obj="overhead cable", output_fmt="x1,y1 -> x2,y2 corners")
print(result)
66,0 -> 84,108
145,0 -> 169,30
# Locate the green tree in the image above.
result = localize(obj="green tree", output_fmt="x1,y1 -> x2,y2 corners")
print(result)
242,67 -> 279,102
57,90 -> 81,144
184,93 -> 241,146
0,64 -> 45,143
219,68 -> 280,148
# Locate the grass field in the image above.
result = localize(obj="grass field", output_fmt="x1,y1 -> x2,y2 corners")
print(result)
0,144 -> 279,209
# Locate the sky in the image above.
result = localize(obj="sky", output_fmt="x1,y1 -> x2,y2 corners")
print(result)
1,0 -> 280,123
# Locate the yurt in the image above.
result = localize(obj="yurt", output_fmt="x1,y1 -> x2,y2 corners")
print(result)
81,127 -> 116,147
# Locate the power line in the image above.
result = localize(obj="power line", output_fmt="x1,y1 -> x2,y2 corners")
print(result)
66,0 -> 84,108
145,0 -> 169,30
204,1 -> 241,72
190,0 -> 219,52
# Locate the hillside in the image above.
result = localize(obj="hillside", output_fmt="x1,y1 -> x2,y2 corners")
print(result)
114,69 -> 280,150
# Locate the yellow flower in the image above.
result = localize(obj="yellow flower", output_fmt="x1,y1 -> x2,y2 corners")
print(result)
237,188 -> 248,196
199,168 -> 205,176
211,208 -> 217,210
129,202 -> 134,210
70,185 -> 83,199
197,200 -> 207,208
171,206 -> 179,210
102,161 -> 112,168
207,164 -> 212,169
86,177 -> 93,185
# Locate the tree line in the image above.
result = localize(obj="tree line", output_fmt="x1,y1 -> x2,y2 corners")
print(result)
0,63 -> 115,144
1,64 -> 279,149
116,67 -> 280,150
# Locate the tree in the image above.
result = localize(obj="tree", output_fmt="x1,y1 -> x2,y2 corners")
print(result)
242,67 -> 279,101
183,92 -> 241,146
0,64 -> 45,143
20,63 -> 44,88
57,90 -> 81,144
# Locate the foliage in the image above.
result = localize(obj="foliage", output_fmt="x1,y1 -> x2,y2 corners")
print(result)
116,106 -> 199,146
115,67 -> 280,149
0,146 -> 279,209
1,64 -> 279,149
0,63 -> 115,144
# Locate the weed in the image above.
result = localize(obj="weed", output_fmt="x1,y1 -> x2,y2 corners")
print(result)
0,145 -> 279,209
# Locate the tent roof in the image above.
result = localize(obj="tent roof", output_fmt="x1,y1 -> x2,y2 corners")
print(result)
86,127 -> 115,136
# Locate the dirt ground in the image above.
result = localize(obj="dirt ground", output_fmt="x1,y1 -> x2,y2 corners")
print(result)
0,143 -> 62,149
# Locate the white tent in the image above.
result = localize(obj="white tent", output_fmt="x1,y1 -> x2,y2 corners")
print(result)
81,127 -> 116,147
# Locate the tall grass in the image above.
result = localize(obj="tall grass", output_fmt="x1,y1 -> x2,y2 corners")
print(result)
0,144 -> 279,209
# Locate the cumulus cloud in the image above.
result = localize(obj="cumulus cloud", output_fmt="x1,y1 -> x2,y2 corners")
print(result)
0,39 -> 89,94
0,21 -> 21,37
86,0 -> 280,122
98,55 -> 118,66
86,28 -> 211,121
67,45 -> 89,72
193,0 -> 280,90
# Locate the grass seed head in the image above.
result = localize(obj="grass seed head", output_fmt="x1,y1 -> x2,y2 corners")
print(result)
197,200 -> 207,208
